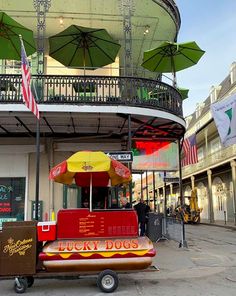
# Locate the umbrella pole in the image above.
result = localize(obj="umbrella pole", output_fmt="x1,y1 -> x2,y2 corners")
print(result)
171,55 -> 177,87
89,173 -> 92,212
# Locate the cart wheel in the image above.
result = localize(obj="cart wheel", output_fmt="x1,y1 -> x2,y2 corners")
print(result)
26,276 -> 34,287
97,269 -> 119,293
14,277 -> 27,294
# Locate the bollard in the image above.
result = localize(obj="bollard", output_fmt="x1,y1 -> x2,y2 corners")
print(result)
224,210 -> 226,225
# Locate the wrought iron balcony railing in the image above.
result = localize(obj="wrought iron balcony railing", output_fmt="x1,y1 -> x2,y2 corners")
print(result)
182,144 -> 236,177
0,74 -> 183,117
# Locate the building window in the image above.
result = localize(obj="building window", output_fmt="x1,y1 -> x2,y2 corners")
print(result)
195,121 -> 201,132
210,85 -> 222,104
0,178 -> 26,228
210,138 -> 221,154
196,103 -> 204,119
230,62 -> 236,84
197,147 -> 204,160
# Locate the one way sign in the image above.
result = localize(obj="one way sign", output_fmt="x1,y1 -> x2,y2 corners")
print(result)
107,151 -> 133,162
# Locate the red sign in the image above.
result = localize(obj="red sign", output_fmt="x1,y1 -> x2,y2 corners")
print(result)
57,209 -> 138,239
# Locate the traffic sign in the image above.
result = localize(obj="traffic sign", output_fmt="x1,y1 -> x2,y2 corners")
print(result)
107,151 -> 133,162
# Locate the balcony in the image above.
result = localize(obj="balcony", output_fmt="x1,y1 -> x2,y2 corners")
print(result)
182,144 -> 236,177
0,74 -> 183,117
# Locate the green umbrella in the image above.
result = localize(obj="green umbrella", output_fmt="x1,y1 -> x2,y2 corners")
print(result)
49,25 -> 121,69
177,87 -> 189,100
141,41 -> 205,85
0,11 -> 36,60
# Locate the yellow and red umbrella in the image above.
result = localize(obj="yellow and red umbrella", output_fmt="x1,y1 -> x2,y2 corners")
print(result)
49,151 -> 131,211
49,150 -> 131,186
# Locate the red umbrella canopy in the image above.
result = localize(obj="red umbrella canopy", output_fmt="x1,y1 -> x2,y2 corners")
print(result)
49,151 -> 131,187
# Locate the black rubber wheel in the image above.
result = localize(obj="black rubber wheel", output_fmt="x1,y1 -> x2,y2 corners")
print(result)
14,278 -> 28,294
97,269 -> 119,293
26,276 -> 34,287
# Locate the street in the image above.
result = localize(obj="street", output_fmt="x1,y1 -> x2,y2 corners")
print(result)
0,224 -> 236,295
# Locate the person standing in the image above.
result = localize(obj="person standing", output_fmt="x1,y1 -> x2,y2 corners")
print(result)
120,197 -> 131,209
134,198 -> 147,236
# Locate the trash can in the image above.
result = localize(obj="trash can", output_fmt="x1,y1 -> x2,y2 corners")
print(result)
146,213 -> 163,242
0,221 -> 37,276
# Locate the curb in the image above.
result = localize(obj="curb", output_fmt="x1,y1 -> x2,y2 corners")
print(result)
200,222 -> 236,231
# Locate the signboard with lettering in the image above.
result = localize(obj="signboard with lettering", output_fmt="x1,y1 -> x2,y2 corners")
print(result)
107,151 -> 133,162
0,221 -> 37,276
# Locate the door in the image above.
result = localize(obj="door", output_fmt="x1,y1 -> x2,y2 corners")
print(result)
197,182 -> 208,220
212,177 -> 227,221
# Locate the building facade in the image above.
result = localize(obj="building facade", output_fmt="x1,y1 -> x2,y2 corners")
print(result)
0,0 -> 185,226
151,62 -> 236,224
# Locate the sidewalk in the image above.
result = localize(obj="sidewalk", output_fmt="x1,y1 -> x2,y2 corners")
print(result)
200,219 -> 236,230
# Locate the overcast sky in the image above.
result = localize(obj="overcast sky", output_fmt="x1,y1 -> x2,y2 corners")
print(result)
174,0 -> 236,116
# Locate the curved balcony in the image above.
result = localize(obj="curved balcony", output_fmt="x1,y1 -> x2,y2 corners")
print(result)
0,74 -> 183,117
155,0 -> 181,32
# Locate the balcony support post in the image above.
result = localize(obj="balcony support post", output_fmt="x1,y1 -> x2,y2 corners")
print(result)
119,0 -> 135,76
33,0 -> 51,75
177,139 -> 184,206
204,128 -> 209,156
207,169 -> 214,223
230,160 -> 236,225
128,113 -> 133,205
191,175 -> 195,190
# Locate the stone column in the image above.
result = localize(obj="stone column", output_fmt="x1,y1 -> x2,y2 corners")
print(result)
207,169 -> 214,223
204,128 -> 208,156
191,175 -> 195,190
230,160 -> 236,225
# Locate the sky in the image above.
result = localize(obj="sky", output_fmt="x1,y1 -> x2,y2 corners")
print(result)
174,0 -> 236,116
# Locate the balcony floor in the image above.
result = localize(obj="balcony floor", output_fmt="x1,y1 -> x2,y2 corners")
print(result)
0,103 -> 185,140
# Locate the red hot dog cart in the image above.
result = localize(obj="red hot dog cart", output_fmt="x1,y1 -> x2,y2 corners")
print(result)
0,151 -> 156,293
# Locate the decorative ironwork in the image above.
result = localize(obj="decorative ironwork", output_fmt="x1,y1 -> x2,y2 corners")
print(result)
33,0 -> 51,75
119,0 -> 135,77
0,74 -> 183,116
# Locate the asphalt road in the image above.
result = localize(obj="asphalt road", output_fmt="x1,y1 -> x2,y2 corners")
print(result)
0,224 -> 236,295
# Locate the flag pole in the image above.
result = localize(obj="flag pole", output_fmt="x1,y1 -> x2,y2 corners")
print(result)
35,117 -> 40,220
32,80 -> 40,221
20,34 -> 40,221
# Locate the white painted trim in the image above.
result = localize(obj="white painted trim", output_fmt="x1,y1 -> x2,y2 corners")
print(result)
0,145 -> 45,154
0,104 -> 186,127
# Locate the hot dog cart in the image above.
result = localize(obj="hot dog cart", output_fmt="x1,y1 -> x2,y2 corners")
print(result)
0,151 -> 156,293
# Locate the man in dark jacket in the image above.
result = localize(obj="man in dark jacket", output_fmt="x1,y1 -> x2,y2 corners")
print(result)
134,198 -> 148,236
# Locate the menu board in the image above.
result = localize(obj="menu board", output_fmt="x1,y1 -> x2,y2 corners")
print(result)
57,208 -> 138,239
78,214 -> 105,236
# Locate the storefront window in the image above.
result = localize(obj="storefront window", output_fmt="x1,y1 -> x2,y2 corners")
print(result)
0,178 -> 25,228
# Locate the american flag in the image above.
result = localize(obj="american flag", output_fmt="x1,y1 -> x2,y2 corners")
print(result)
181,134 -> 198,166
21,39 -> 39,119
